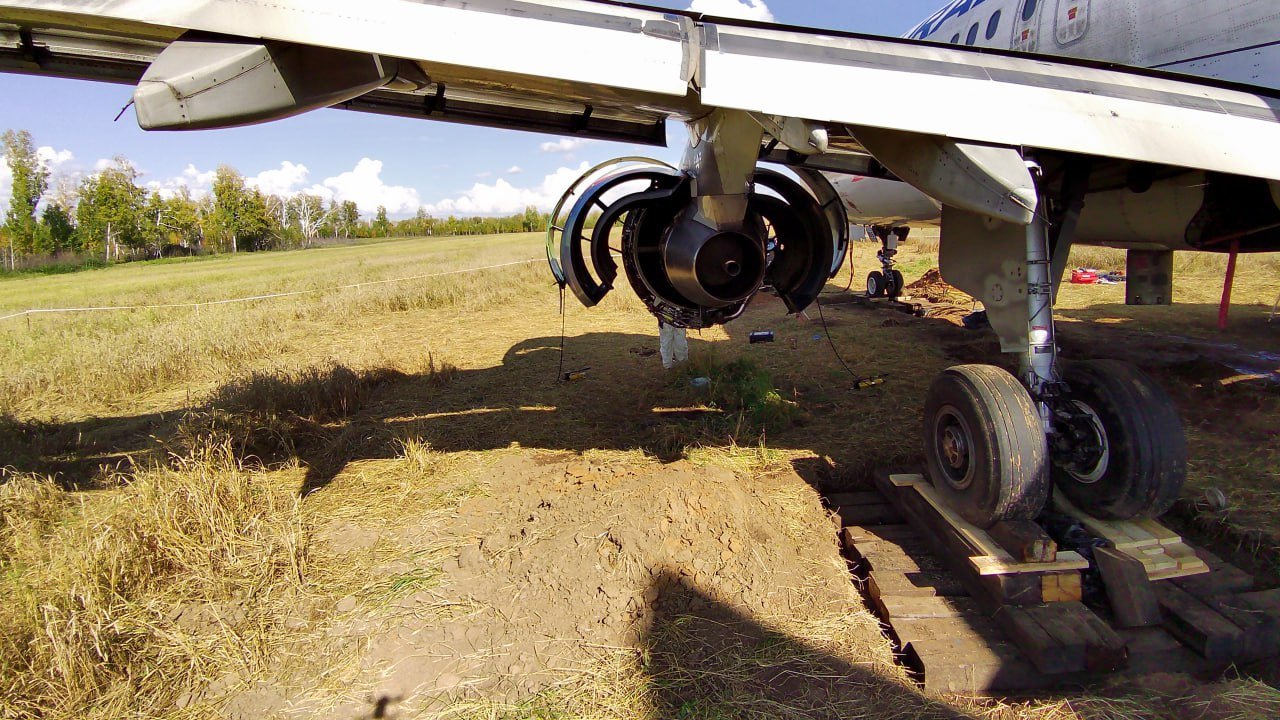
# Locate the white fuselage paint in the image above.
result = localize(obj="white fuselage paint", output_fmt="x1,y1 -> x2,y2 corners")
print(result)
837,0 -> 1280,243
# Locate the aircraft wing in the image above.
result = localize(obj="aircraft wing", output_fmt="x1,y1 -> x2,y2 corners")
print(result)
0,0 -> 1278,182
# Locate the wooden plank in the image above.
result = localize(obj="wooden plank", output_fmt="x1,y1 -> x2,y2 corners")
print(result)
836,503 -> 903,528
1171,554 -> 1254,598
993,606 -> 1081,674
904,637 -> 1050,694
1053,490 -> 1157,549
1201,590 -> 1280,663
852,540 -> 946,575
1118,627 -> 1214,676
826,491 -> 884,507
869,569 -> 969,599
969,551 -> 1088,576
841,524 -> 919,547
1068,604 -> 1130,672
1095,546 -> 1162,628
876,472 -> 1042,609
893,615 -> 1002,649
987,520 -> 1057,562
1041,571 -> 1084,604
1131,518 -> 1183,546
1155,583 -> 1245,663
875,594 -> 980,620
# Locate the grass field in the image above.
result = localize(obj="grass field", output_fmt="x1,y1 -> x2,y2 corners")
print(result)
2,232 -> 1280,718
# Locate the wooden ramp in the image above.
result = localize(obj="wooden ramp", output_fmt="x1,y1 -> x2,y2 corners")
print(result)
827,473 -> 1280,694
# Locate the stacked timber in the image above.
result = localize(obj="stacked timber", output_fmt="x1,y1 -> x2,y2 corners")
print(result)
826,473 -> 1280,694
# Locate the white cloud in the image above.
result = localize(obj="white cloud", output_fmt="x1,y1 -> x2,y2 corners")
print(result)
476,171 -> 493,179
36,146 -> 74,170
424,161 -> 591,216
92,158 -> 114,173
314,157 -> 420,214
539,138 -> 596,154
506,166 -> 523,174
0,145 -> 78,211
145,163 -> 217,198
246,161 -> 309,197
686,0 -> 774,22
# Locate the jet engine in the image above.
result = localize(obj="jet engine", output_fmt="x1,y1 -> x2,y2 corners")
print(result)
547,158 -> 848,329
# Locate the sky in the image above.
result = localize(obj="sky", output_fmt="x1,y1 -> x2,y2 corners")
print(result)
0,0 -> 947,218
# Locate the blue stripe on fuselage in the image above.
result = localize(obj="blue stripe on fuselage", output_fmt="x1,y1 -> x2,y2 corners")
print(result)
907,0 -> 987,41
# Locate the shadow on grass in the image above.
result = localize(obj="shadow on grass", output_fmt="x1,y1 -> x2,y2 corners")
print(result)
638,568 -> 975,720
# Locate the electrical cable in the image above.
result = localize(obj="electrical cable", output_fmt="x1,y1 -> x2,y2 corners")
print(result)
556,284 -> 567,383
815,297 -> 886,390
821,237 -> 857,295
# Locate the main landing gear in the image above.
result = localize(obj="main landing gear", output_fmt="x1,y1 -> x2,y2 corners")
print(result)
921,163 -> 1186,528
866,225 -> 907,299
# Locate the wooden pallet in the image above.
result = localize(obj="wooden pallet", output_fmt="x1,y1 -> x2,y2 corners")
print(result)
828,473 -> 1280,694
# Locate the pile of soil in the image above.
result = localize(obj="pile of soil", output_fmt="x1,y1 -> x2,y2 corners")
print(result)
904,268 -> 968,304
258,452 -> 885,718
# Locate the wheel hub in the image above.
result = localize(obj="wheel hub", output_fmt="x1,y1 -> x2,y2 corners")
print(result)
1054,400 -> 1110,484
933,406 -> 974,490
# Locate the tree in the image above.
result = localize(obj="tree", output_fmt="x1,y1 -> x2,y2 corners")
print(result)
75,157 -> 145,258
3,129 -> 50,262
288,193 -> 330,245
210,166 -> 271,251
338,200 -> 360,239
38,203 -> 74,254
373,205 -> 390,237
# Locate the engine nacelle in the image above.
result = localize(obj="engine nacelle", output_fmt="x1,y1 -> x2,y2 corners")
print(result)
547,159 -> 847,329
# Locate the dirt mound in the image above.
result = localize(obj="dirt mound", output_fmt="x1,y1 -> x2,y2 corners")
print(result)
257,452 -> 889,718
905,268 -> 968,304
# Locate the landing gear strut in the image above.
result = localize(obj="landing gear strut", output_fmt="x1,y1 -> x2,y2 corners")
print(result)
923,159 -> 1187,526
866,225 -> 907,298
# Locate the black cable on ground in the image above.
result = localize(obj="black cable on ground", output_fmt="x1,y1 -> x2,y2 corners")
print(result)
815,297 -> 886,390
556,284 -> 567,383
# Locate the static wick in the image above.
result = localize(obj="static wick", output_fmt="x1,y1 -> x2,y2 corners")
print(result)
113,99 -> 134,123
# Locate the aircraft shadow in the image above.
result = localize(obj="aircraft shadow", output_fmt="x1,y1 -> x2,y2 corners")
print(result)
630,568 -> 977,720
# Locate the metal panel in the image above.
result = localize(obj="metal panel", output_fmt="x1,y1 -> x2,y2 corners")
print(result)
700,23 -> 1280,181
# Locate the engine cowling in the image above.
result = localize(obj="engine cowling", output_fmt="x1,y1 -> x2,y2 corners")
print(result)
547,158 -> 847,329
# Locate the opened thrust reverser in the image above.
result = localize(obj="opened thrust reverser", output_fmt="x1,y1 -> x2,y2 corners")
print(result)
548,111 -> 847,329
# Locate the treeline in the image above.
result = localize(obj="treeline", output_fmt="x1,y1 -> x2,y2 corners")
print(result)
1,129 -> 553,270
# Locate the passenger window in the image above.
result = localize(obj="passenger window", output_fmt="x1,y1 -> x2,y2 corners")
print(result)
966,23 -> 979,45
951,33 -> 961,44
1054,0 -> 1090,46
986,10 -> 1002,40
1022,0 -> 1038,21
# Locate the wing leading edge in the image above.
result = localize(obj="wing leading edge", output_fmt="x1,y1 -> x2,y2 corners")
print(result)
0,0 -> 1277,182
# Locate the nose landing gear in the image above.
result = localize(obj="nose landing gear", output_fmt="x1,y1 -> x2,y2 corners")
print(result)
866,225 -> 907,298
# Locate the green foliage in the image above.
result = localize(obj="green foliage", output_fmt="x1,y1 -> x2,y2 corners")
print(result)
210,166 -> 271,251
684,354 -> 798,429
75,157 -> 146,255
2,129 -> 49,256
37,204 -> 74,254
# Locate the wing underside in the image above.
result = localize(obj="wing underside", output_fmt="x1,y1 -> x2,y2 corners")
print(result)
0,0 -> 1277,181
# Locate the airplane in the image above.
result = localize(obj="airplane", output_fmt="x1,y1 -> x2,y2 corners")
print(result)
0,0 -> 1277,534
839,0 -> 1280,299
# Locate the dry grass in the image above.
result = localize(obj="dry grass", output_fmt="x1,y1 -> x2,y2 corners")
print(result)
2,231 -> 1279,718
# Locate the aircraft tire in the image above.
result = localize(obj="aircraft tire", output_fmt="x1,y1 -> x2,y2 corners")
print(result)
889,269 -> 905,298
923,364 -> 1050,528
1052,360 -> 1186,519
867,271 -> 886,297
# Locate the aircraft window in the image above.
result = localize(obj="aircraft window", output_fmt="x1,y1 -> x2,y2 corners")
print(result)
1022,0 -> 1038,22
951,33 -> 961,44
965,23 -> 979,45
986,10 -> 1002,39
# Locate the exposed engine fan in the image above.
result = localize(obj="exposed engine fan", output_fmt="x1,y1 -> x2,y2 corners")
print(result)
546,158 -> 848,329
